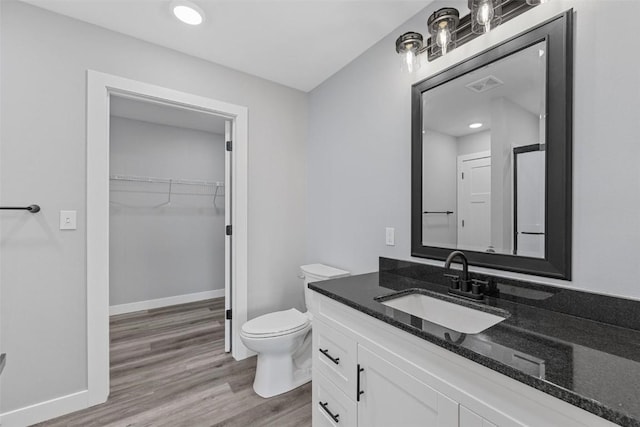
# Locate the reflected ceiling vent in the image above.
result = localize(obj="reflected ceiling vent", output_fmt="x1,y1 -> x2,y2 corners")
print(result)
465,75 -> 504,93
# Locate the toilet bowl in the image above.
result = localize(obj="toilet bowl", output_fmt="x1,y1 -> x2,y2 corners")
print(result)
240,264 -> 350,398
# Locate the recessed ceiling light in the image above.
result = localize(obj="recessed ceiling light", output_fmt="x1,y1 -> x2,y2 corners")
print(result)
171,0 -> 204,26
469,122 -> 483,129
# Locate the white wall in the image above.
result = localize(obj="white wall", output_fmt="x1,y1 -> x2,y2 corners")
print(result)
0,0 -> 307,414
308,0 -> 640,299
457,130 -> 490,156
109,117 -> 225,306
422,129 -> 457,247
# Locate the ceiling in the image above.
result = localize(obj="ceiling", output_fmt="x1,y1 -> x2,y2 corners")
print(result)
110,95 -> 228,134
21,0 -> 432,92
423,40 -> 546,138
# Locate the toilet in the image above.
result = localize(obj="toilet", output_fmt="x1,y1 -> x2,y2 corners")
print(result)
240,263 -> 350,398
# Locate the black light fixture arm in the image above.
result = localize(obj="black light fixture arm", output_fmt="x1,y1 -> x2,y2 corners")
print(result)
0,204 -> 41,213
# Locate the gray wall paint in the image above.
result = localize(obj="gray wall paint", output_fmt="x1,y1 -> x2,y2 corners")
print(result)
422,129 -> 457,247
457,131 -> 490,156
308,0 -> 640,299
307,14 -> 418,275
109,117 -> 225,306
0,1 -> 307,412
490,98 -> 539,253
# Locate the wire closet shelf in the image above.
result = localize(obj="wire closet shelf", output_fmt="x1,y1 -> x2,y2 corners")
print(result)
109,174 -> 225,206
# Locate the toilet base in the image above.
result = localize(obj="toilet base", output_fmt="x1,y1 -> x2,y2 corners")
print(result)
253,355 -> 311,398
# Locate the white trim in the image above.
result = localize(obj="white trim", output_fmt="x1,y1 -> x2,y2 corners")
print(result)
0,390 -> 88,427
109,289 -> 225,316
224,120 -> 232,353
457,150 -> 491,164
86,70 -> 250,408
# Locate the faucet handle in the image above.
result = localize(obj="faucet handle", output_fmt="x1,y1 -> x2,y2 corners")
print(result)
471,278 -> 489,295
444,273 -> 460,290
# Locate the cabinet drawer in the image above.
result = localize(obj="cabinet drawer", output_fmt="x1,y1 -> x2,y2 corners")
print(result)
315,372 -> 357,427
314,320 -> 357,397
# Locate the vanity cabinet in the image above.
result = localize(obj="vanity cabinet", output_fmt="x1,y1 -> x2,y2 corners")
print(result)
311,293 -> 617,427
314,326 -> 458,427
356,344 -> 458,426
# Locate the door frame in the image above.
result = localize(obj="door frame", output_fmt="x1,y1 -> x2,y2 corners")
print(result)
86,70 -> 250,406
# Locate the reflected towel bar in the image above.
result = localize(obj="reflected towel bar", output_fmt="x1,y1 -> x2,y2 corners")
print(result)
423,211 -> 454,215
0,205 -> 41,213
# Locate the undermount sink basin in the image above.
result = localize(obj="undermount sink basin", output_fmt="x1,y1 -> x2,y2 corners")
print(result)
377,291 -> 508,334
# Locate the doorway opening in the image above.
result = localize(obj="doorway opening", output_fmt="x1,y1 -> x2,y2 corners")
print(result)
108,95 -> 230,340
87,71 -> 249,406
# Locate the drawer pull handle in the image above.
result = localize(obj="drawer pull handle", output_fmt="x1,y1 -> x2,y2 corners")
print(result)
356,364 -> 364,402
319,401 -> 340,422
319,348 -> 340,365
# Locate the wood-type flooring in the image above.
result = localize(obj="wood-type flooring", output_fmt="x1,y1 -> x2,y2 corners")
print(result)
34,298 -> 311,427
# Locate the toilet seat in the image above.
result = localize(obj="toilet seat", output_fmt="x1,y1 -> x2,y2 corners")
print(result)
241,308 -> 310,338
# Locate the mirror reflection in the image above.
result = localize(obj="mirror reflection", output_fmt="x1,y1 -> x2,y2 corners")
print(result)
421,41 -> 547,258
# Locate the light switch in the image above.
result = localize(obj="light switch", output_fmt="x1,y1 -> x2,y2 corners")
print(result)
60,210 -> 77,230
385,227 -> 395,246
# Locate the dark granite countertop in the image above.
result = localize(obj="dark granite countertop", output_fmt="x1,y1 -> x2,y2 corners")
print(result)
308,259 -> 640,427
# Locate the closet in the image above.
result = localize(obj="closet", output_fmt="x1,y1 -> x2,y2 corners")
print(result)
108,96 -> 228,312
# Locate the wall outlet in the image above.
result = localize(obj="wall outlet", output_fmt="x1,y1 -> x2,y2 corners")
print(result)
60,210 -> 77,230
385,227 -> 395,246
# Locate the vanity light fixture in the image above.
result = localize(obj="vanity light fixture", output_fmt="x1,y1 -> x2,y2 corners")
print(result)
171,0 -> 205,26
395,32 -> 424,73
427,8 -> 460,56
395,0 -> 537,67
468,0 -> 502,34
469,122 -> 483,129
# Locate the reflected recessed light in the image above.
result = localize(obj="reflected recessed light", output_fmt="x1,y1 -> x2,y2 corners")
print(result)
171,0 -> 204,26
469,123 -> 483,129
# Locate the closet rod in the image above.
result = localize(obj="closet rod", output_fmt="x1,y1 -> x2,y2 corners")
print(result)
110,174 -> 223,187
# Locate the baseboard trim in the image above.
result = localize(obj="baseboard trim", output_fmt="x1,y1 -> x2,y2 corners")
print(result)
109,289 -> 225,315
0,390 -> 88,427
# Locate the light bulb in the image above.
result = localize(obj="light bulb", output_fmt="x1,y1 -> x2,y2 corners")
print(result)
405,50 -> 416,73
436,22 -> 452,55
477,0 -> 494,28
395,32 -> 423,73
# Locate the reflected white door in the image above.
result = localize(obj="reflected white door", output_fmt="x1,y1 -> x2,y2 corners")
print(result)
458,152 -> 491,252
224,120 -> 232,353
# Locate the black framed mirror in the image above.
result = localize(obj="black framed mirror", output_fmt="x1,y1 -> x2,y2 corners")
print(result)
411,11 -> 573,279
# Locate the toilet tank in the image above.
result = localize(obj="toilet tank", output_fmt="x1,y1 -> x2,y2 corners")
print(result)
300,264 -> 350,312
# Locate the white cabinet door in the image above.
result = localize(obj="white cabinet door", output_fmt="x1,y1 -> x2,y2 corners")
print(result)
357,344 -> 459,427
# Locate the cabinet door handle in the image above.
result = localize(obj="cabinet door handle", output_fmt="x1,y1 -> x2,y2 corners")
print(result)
356,364 -> 364,402
319,348 -> 340,365
319,401 -> 340,422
